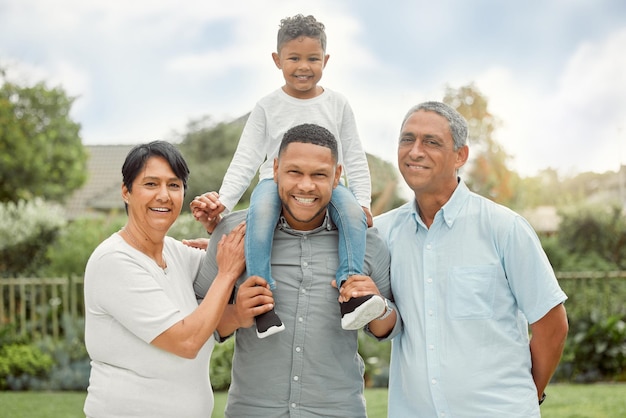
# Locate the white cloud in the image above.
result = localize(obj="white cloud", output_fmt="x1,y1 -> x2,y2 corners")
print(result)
2,0 -> 624,177
543,28 -> 626,174
471,27 -> 626,177
475,67 -> 545,176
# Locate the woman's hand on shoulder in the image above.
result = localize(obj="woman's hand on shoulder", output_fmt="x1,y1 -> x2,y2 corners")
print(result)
182,238 -> 210,250
215,221 -> 246,282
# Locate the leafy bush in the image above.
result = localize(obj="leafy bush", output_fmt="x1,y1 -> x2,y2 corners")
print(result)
358,331 -> 391,388
0,198 -> 66,277
553,205 -> 626,270
210,338 -> 234,391
0,314 -> 90,391
0,343 -> 54,390
32,316 -> 90,391
558,310 -> 626,382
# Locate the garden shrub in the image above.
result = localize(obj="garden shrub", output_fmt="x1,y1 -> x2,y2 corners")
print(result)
33,315 -> 90,391
0,198 -> 66,277
210,338 -> 234,391
558,310 -> 626,382
0,343 -> 54,390
0,315 -> 90,391
358,331 -> 391,388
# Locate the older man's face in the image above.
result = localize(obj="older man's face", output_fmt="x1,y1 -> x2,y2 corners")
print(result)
398,110 -> 467,196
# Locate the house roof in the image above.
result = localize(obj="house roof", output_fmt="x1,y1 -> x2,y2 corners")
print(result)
64,145 -> 135,219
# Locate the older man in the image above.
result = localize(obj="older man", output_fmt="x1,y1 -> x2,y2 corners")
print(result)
376,101 -> 568,417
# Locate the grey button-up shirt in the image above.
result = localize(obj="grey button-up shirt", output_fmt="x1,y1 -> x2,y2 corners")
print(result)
195,210 -> 397,418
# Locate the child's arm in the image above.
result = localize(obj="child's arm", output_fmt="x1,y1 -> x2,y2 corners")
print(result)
338,100 -> 373,221
217,104 -> 270,212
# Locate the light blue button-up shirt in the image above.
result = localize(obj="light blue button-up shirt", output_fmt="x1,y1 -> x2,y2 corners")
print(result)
376,180 -> 567,418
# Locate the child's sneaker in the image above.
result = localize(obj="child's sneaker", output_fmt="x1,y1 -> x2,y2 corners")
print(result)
340,294 -> 386,330
256,308 -> 285,338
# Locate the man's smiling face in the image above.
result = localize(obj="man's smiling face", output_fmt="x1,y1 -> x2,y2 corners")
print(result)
273,141 -> 341,231
398,110 -> 467,196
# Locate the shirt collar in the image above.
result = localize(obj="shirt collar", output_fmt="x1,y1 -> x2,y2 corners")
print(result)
278,210 -> 334,235
441,178 -> 470,227
411,177 -> 470,229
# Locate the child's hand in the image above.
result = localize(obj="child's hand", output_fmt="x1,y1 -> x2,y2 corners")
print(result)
191,192 -> 225,219
191,192 -> 226,233
362,206 -> 373,227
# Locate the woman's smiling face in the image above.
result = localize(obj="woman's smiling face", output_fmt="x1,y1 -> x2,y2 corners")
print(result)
122,156 -> 184,234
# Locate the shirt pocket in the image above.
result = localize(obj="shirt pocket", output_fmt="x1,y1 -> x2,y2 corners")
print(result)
447,265 -> 497,320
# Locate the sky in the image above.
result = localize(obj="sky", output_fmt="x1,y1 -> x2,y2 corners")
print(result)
1,0 -> 625,177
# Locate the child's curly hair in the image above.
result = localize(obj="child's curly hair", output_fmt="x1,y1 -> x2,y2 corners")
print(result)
277,14 -> 326,52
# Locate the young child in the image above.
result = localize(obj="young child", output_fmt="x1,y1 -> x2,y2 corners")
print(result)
192,14 -> 384,338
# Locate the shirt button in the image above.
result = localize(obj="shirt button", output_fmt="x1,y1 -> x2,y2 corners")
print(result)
293,376 -> 299,381
303,261 -> 308,267
295,347 -> 301,353
431,379 -> 437,385
428,310 -> 434,316
291,403 -> 297,408
298,317 -> 304,322
429,345 -> 434,350
301,289 -> 306,294
427,277 -> 433,283
426,244 -> 432,250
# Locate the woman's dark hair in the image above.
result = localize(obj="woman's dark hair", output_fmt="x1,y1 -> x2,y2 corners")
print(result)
122,140 -> 190,193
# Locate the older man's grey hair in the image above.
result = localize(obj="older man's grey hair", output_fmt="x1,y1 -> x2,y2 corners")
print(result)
400,101 -> 468,150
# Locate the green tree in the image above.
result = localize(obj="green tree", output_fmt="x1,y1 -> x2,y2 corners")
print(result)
0,69 -> 87,203
367,153 -> 403,215
443,83 -> 520,206
515,168 -> 562,208
177,115 -> 253,212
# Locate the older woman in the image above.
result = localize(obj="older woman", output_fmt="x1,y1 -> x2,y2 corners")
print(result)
83,141 -> 245,418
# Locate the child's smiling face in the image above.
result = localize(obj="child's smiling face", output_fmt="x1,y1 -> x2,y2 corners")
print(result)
272,36 -> 329,99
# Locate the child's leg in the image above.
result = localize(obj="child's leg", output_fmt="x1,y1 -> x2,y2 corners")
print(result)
328,184 -> 367,287
245,179 -> 281,290
246,179 -> 285,338
330,185 -> 385,330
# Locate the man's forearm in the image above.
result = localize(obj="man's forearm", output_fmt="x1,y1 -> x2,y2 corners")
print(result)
368,310 -> 397,338
216,304 -> 243,339
530,303 -> 568,399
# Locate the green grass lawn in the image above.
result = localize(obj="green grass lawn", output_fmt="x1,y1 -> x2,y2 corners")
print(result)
0,383 -> 624,417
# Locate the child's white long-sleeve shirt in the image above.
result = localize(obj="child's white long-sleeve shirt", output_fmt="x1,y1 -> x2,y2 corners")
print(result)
218,87 -> 372,212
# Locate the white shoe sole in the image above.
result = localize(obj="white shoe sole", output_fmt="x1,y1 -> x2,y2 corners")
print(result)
341,295 -> 386,330
256,323 -> 285,339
